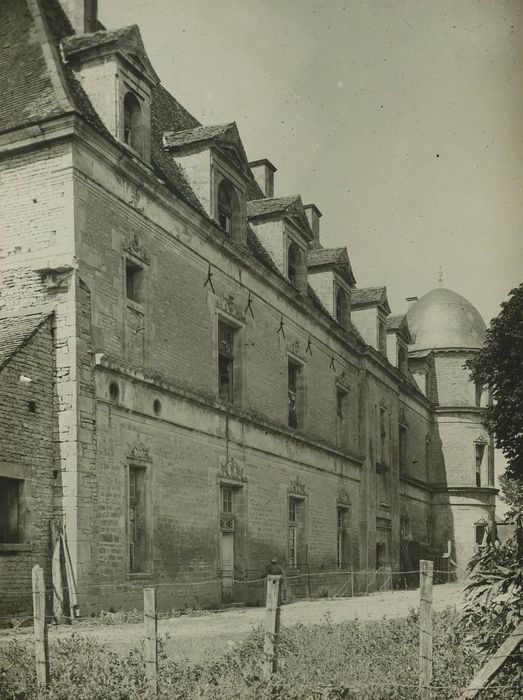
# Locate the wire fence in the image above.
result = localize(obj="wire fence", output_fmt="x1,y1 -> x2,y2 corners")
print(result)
0,562 -> 520,700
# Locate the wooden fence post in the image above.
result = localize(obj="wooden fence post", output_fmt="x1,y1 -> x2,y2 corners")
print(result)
144,587 -> 158,697
419,560 -> 433,700
32,565 -> 49,689
350,564 -> 354,597
263,575 -> 282,681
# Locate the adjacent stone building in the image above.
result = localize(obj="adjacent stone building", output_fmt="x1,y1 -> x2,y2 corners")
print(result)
0,0 -> 497,621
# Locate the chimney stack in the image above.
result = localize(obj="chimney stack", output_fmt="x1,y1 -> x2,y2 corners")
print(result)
249,159 -> 276,198
58,0 -> 98,35
303,204 -> 322,247
406,296 -> 419,308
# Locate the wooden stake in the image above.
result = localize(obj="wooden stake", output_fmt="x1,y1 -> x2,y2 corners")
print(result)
263,575 -> 282,680
32,565 -> 49,689
61,528 -> 79,619
350,564 -> 354,597
419,560 -> 433,700
458,621 -> 523,699
50,519 -> 64,623
144,587 -> 158,696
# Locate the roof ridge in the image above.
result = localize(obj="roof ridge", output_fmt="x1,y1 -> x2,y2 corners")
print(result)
27,0 -> 75,114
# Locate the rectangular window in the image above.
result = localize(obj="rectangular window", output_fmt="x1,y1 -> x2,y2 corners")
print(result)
125,260 -> 143,304
129,466 -> 148,573
288,359 -> 303,428
0,478 -> 21,543
475,523 -> 487,549
376,406 -> 388,467
337,507 -> 349,567
221,486 -> 233,514
288,497 -> 306,567
218,322 -> 235,403
336,387 -> 349,447
399,426 -> 408,473
475,443 -> 485,487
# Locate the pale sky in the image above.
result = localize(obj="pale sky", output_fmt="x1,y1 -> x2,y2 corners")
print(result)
100,0 -> 523,324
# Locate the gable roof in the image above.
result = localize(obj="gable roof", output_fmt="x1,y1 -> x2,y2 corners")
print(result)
62,24 -> 160,85
247,195 -> 314,241
307,247 -> 357,286
386,314 -> 412,343
0,312 -> 52,371
351,286 -> 391,314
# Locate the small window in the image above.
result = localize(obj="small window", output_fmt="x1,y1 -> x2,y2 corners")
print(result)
288,359 -> 303,428
475,522 -> 487,550
378,406 -> 388,467
123,92 -> 143,155
0,478 -> 21,543
400,512 -> 411,539
218,322 -> 236,403
475,442 -> 486,487
126,260 -> 143,304
128,466 -> 148,573
398,347 -> 408,374
335,288 -> 349,326
399,425 -> 408,473
475,382 -> 483,407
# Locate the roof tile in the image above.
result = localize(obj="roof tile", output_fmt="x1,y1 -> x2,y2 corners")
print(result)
0,313 -> 51,370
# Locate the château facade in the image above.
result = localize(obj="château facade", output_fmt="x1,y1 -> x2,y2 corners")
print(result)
0,0 -> 496,621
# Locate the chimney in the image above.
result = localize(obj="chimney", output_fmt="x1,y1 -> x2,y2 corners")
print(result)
303,204 -> 322,247
249,159 -> 276,198
58,0 -> 98,35
406,296 -> 419,308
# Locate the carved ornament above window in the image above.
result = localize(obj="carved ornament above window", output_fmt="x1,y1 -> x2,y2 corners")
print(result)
216,295 -> 245,322
337,487 -> 351,506
219,456 -> 246,482
123,233 -> 149,264
289,476 -> 307,496
128,441 -> 151,462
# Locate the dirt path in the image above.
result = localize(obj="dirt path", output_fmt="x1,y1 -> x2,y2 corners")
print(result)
0,583 -> 464,661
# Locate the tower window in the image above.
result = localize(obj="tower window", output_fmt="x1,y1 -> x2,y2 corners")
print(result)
128,466 -> 148,573
0,478 -> 22,543
288,497 -> 306,567
337,506 -> 349,567
336,386 -> 349,447
123,92 -> 143,155
399,425 -> 408,473
288,358 -> 303,428
475,442 -> 486,487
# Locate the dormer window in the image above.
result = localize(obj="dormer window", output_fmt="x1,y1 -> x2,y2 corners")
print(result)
288,241 -> 306,291
123,92 -> 143,155
217,179 -> 242,240
335,288 -> 350,327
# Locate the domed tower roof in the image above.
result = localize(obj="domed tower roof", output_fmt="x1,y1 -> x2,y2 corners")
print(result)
406,288 -> 486,352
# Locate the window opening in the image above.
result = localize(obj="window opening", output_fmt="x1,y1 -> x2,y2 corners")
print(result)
0,478 -> 21,543
126,260 -> 143,303
475,382 -> 483,407
287,242 -> 302,288
221,486 -> 233,514
218,322 -> 235,403
288,359 -> 301,428
475,522 -> 487,550
399,425 -> 408,473
475,442 -> 486,487
337,506 -> 349,567
336,387 -> 348,446
378,320 -> 386,354
335,288 -> 348,325
129,466 -> 147,573
123,92 -> 143,154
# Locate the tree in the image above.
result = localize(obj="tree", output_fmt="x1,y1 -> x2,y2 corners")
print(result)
467,283 -> 523,481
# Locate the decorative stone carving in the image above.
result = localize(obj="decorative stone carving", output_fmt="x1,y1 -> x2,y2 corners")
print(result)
128,441 -> 151,462
219,456 -> 246,482
474,435 -> 488,445
216,295 -> 245,322
337,487 -> 351,505
290,476 -> 307,496
335,371 -> 351,391
288,341 -> 306,362
123,233 -> 149,264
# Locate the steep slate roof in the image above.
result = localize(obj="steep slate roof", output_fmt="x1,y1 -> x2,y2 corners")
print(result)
351,286 -> 388,307
61,25 -> 134,54
0,313 -> 51,370
386,315 -> 405,331
247,196 -> 301,218
307,247 -> 356,285
163,124 -> 234,149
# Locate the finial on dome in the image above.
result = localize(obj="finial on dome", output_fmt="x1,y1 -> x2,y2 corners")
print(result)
438,266 -> 443,288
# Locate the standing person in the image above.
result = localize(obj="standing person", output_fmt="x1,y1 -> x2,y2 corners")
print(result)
264,557 -> 283,577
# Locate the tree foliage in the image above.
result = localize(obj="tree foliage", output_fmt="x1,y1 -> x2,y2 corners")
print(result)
466,282 -> 523,481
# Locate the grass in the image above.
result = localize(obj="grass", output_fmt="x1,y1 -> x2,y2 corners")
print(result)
0,608 -> 486,699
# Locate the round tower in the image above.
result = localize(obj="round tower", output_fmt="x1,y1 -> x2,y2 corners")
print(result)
407,288 -> 496,578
